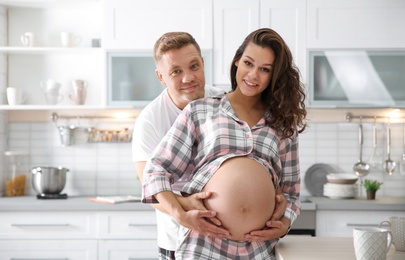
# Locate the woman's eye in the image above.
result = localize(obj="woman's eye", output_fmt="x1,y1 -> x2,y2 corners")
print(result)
261,67 -> 271,73
244,61 -> 252,66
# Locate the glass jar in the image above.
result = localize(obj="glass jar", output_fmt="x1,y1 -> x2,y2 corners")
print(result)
4,151 -> 29,196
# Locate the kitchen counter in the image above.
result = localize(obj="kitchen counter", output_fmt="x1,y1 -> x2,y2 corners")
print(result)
1,195 -> 403,211
0,196 -> 152,211
308,196 -> 405,211
276,236 -> 405,260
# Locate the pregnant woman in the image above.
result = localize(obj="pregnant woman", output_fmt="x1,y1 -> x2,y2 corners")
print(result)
142,28 -> 307,259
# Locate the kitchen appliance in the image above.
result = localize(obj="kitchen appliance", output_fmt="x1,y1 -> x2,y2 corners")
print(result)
31,166 -> 69,199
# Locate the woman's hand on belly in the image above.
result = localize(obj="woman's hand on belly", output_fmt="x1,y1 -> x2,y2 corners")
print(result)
245,216 -> 291,242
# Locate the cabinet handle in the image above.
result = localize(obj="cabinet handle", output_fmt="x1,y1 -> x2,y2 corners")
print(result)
128,223 -> 156,227
11,258 -> 68,260
346,223 -> 379,227
11,224 -> 70,227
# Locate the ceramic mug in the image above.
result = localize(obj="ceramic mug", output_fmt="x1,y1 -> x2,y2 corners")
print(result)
380,217 -> 405,251
20,32 -> 34,47
70,80 -> 87,105
6,87 -> 26,105
61,32 -> 81,47
45,92 -> 63,105
353,227 -> 393,260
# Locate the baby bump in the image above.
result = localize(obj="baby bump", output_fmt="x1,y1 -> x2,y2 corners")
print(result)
202,157 -> 276,242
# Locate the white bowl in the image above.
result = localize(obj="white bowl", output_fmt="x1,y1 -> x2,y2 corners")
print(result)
326,173 -> 358,184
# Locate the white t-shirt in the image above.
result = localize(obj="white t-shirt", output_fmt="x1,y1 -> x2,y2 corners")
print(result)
132,85 -> 225,251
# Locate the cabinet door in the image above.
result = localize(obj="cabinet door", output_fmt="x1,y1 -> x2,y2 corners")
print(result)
0,240 -> 97,260
316,210 -> 405,237
99,240 -> 157,260
260,0 -> 307,83
213,0 -> 259,88
98,211 -> 157,239
104,0 -> 212,49
0,211 -> 98,239
307,0 -> 405,48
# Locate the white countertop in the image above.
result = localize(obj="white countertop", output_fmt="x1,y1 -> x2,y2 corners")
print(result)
276,236 -> 405,260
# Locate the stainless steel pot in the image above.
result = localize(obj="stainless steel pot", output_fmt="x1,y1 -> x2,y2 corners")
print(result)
31,166 -> 69,195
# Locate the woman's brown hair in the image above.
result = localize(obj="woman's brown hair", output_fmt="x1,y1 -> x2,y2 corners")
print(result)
230,28 -> 307,139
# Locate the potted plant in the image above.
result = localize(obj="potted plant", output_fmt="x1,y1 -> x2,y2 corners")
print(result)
363,179 -> 383,200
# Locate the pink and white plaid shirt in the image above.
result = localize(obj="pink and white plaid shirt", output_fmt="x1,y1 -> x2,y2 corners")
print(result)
142,94 -> 301,259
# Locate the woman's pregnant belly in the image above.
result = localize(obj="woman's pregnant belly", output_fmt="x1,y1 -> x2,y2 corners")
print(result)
202,157 -> 276,242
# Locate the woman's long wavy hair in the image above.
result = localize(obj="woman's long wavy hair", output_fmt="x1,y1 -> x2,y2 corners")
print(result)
230,28 -> 307,139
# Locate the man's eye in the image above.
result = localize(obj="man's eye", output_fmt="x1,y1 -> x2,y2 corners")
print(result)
190,64 -> 199,70
171,70 -> 181,75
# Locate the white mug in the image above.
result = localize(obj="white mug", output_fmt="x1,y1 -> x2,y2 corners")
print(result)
60,32 -> 81,47
40,79 -> 62,93
70,80 -> 87,105
353,227 -> 393,260
20,32 -> 34,47
45,92 -> 63,105
6,87 -> 26,105
380,217 -> 405,251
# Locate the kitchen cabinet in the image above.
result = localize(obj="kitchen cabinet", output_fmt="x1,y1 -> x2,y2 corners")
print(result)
0,0 -> 105,110
0,210 -> 158,260
316,210 -> 405,237
307,0 -> 405,49
103,0 -> 212,50
213,0 -> 307,87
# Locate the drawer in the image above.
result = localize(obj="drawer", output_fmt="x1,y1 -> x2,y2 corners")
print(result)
0,240 -> 97,260
0,212 -> 98,239
98,240 -> 158,260
98,211 -> 157,239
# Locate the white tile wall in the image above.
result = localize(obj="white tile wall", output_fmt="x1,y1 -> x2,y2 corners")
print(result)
6,121 -> 141,197
300,122 -> 405,198
2,120 -> 405,198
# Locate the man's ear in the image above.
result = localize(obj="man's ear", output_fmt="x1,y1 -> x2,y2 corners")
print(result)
155,69 -> 166,86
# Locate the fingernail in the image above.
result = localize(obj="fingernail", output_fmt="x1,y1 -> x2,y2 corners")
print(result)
211,211 -> 216,216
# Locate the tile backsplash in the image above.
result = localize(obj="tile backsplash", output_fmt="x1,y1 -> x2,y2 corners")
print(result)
1,119 -> 405,198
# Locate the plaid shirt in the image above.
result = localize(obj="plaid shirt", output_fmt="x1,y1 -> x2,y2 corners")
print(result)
142,94 -> 301,259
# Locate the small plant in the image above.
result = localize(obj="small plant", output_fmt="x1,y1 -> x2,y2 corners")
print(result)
363,179 -> 383,191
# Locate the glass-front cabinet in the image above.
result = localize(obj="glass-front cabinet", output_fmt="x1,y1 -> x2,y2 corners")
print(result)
308,50 -> 405,108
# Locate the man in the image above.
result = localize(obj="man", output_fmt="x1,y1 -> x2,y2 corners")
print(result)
132,32 -> 287,260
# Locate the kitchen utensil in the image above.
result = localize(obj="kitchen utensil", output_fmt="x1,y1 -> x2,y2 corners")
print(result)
31,166 -> 69,195
326,173 -> 358,184
69,79 -> 87,105
61,32 -> 81,47
353,227 -> 392,260
58,125 -> 75,146
353,123 -> 370,177
400,124 -> 405,175
304,163 -> 336,196
383,124 -> 396,175
369,118 -> 381,169
6,87 -> 26,105
20,32 -> 34,47
380,217 -> 405,251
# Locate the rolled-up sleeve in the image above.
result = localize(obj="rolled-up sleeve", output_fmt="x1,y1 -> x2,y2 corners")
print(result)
280,132 -> 302,225
142,106 -> 195,203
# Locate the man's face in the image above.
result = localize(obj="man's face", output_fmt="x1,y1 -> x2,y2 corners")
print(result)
155,44 -> 205,109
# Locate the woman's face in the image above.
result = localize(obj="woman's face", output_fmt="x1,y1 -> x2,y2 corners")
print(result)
234,43 -> 275,98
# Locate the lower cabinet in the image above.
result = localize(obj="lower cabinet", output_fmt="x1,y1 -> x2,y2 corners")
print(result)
0,240 -> 98,260
316,210 -> 405,237
0,210 -> 158,260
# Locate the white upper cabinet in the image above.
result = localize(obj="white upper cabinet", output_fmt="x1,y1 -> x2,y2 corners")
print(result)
212,0 -> 307,87
307,0 -> 405,48
260,0 -> 307,83
103,0 -> 213,50
213,0 -> 259,87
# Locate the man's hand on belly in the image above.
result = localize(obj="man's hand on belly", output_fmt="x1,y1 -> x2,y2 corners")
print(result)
177,209 -> 232,239
177,191 -> 222,226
